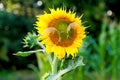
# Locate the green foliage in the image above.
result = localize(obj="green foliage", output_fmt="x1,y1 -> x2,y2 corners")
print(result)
15,32 -> 45,57
0,70 -> 39,80
0,38 -> 9,61
23,32 -> 39,48
45,56 -> 84,80
15,49 -> 44,57
66,17 -> 120,80
0,10 -> 34,62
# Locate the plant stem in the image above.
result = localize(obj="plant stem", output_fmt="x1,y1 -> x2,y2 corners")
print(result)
52,54 -> 58,75
36,53 -> 42,78
53,68 -> 71,80
58,59 -> 65,80
37,42 -> 52,65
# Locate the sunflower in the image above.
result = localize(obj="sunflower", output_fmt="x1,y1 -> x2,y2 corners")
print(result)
36,8 -> 86,59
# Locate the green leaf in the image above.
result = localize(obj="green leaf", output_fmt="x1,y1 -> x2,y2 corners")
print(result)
14,51 -> 33,57
14,49 -> 44,57
45,56 -> 84,80
64,56 -> 84,70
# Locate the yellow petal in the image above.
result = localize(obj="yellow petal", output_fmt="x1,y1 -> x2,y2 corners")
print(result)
54,46 -> 65,59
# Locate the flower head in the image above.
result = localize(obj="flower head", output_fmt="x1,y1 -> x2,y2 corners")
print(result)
36,8 -> 86,59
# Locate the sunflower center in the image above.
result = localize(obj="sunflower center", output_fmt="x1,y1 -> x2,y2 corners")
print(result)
49,19 -> 77,47
56,21 -> 73,41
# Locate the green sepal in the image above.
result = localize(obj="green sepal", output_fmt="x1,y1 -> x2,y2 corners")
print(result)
23,31 -> 39,48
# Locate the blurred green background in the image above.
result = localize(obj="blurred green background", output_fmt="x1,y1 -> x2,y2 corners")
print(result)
0,0 -> 120,80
